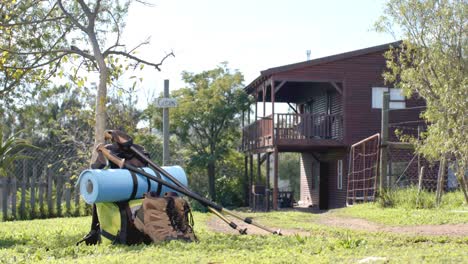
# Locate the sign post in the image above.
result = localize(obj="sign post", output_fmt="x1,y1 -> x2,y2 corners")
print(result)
156,80 -> 178,165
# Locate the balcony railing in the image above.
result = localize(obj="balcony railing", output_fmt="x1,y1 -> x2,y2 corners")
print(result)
242,113 -> 343,151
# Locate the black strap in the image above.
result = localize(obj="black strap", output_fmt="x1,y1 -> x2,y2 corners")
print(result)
76,204 -> 101,246
116,202 -> 128,244
90,204 -> 99,230
129,170 -> 138,200
101,229 -> 117,242
146,167 -> 162,196
146,174 -> 151,192
154,170 -> 163,196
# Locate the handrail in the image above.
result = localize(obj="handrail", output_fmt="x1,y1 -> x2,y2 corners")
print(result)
242,113 -> 343,151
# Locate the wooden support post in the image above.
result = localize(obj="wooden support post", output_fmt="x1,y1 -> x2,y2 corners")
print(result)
262,82 -> 266,119
11,177 -> 16,219
244,155 -> 249,206
379,92 -> 390,194
273,149 -> 279,210
31,166 -> 36,218
249,154 -> 253,207
266,152 -> 271,211
74,181 -> 80,216
1,178 -> 8,221
47,169 -> 53,217
257,153 -> 261,184
20,177 -> 26,219
65,174 -> 71,216
20,160 -> 26,218
271,80 -> 275,145
56,174 -> 63,217
39,168 -> 45,217
241,110 -> 245,150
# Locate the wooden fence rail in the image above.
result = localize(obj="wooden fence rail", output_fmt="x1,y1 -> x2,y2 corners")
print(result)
0,164 -> 87,221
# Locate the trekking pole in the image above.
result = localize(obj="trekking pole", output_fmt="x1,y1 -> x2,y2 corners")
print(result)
103,131 -> 282,235
96,145 -> 249,235
207,207 -> 247,235
220,209 -> 281,235
130,146 -> 280,235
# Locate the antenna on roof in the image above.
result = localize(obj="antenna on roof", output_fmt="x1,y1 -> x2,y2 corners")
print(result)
306,50 -> 311,61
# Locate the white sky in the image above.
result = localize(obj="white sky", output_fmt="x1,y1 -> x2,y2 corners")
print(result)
120,0 -> 396,107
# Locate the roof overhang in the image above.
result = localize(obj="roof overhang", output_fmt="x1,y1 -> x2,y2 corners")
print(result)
244,40 -> 402,95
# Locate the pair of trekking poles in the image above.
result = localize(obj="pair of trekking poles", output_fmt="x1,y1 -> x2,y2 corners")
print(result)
97,130 -> 282,236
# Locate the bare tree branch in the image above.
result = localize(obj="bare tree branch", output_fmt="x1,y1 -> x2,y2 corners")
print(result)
57,0 -> 88,32
93,0 -> 102,16
128,37 -> 150,54
0,16 -> 67,27
76,0 -> 92,17
104,50 -> 174,71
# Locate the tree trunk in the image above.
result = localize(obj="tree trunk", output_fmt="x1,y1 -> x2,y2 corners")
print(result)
88,31 -> 108,163
207,162 -> 216,201
456,163 -> 468,204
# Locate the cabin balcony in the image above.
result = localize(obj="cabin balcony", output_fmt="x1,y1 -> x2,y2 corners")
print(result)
242,113 -> 343,153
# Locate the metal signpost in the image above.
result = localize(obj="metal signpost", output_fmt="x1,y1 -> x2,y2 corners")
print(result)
156,80 -> 178,165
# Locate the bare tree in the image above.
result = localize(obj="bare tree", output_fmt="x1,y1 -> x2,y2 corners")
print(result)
0,0 -> 173,160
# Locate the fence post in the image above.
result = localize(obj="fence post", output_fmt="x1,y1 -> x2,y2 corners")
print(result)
379,91 -> 390,194
2,178 -> 8,221
20,160 -> 27,219
74,184 -> 80,216
65,174 -> 71,216
436,158 -> 447,206
416,166 -> 425,207
11,176 -> 17,220
47,168 -> 53,217
20,177 -> 27,219
39,168 -> 45,217
56,173 -> 63,217
31,166 -> 37,219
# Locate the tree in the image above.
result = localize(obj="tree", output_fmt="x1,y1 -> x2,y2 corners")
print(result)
0,128 -> 35,178
170,64 -> 250,200
376,0 -> 468,202
0,0 -> 173,160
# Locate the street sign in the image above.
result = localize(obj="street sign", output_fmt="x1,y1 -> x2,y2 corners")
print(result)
155,98 -> 178,108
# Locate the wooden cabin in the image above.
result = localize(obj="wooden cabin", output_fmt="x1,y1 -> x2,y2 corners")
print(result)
242,41 -> 425,210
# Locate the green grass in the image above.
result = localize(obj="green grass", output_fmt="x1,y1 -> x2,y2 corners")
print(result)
0,210 -> 467,263
336,189 -> 468,226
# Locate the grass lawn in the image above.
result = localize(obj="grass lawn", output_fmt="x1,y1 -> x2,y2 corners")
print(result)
333,203 -> 468,225
0,208 -> 467,263
334,190 -> 468,226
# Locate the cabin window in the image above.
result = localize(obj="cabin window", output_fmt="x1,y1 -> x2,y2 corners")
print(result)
372,87 -> 406,109
337,159 -> 343,190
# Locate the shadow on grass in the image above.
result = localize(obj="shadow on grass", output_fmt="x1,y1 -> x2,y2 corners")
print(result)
0,238 -> 28,248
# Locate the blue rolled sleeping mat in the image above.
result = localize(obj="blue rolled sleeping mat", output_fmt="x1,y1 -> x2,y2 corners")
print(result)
77,166 -> 188,204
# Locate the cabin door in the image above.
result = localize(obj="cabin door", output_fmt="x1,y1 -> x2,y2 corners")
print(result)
319,162 -> 329,209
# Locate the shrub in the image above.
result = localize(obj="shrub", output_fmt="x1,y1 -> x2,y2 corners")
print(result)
377,186 -> 466,210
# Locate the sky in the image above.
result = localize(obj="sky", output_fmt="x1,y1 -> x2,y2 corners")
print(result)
120,0 -> 396,107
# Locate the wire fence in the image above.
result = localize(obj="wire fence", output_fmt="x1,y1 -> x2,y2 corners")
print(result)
387,119 -> 459,191
0,139 -> 185,221
1,146 -> 90,221
346,111 -> 462,206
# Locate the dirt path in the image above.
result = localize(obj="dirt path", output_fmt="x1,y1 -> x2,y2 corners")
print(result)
206,216 -> 310,236
206,214 -> 468,237
318,215 -> 468,237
